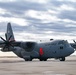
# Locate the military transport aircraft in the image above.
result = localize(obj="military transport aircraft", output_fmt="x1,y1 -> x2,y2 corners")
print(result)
0,23 -> 75,61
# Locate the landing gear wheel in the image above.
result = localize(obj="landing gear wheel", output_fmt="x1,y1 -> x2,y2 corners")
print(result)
29,58 -> 32,61
39,59 -> 43,61
44,59 -> 47,61
25,59 -> 29,61
59,57 -> 65,61
24,57 -> 32,61
39,59 -> 47,61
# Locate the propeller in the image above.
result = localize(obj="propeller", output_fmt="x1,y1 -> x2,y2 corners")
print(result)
72,40 -> 76,51
0,35 -> 14,51
73,40 -> 76,44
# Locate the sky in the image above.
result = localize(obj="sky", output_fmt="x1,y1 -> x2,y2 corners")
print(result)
0,0 -> 76,56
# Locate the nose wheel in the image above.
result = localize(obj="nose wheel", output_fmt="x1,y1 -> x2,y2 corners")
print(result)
59,57 -> 65,61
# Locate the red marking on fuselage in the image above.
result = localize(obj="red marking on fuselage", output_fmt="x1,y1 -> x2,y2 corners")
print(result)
39,48 -> 44,56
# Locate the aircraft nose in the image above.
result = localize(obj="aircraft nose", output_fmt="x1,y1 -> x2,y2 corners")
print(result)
69,47 -> 74,54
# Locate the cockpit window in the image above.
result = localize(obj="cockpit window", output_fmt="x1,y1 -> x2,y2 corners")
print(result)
58,40 -> 69,47
58,41 -> 64,45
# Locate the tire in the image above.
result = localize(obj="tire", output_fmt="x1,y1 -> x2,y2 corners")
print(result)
29,58 -> 32,61
24,57 -> 32,61
39,59 -> 43,61
59,57 -> 65,61
44,59 -> 47,61
39,58 -> 47,61
25,59 -> 29,61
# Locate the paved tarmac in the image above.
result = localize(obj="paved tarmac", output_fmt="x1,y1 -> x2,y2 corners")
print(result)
0,56 -> 76,75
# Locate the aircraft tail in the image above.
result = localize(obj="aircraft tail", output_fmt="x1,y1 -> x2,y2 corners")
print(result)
5,23 -> 15,41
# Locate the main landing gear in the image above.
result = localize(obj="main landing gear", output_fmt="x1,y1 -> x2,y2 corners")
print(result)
59,57 -> 65,61
39,58 -> 47,61
25,58 -> 32,61
24,57 -> 33,61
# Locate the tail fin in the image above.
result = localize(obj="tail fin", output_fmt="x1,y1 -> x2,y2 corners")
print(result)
5,23 -> 15,41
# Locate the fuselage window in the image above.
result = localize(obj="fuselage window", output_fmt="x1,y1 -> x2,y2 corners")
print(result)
60,46 -> 63,49
58,41 -> 64,50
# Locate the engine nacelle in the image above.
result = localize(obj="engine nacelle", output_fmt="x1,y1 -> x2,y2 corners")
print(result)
20,42 -> 36,52
23,55 -> 30,59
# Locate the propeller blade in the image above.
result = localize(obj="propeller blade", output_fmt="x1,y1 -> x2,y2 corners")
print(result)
9,43 -> 14,47
5,33 -> 7,40
7,35 -> 12,41
7,47 -> 9,51
0,37 -> 6,42
73,40 -> 76,43
0,42 -> 5,44
3,45 -> 7,50
0,35 -> 15,51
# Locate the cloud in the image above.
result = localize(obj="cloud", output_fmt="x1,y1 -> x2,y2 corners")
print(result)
0,0 -> 16,2
25,0 -> 50,4
0,16 -> 29,26
0,0 -> 76,41
0,8 -> 7,15
25,10 -> 60,23
60,4 -> 75,11
58,10 -> 76,21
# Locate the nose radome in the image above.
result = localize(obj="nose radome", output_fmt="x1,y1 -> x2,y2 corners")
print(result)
70,47 -> 74,54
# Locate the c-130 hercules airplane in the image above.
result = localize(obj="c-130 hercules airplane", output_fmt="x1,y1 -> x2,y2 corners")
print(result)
0,23 -> 75,61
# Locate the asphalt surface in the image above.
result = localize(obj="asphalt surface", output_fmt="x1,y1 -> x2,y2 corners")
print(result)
0,56 -> 76,75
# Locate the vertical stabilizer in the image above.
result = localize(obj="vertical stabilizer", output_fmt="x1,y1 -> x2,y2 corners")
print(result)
6,23 -> 15,41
